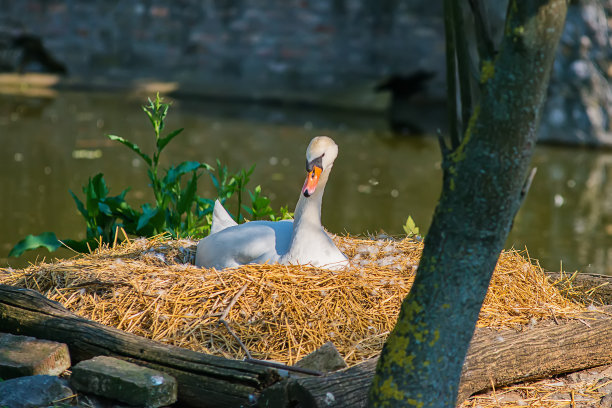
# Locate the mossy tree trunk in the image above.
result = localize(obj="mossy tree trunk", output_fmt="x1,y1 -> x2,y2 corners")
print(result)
369,1 -> 569,407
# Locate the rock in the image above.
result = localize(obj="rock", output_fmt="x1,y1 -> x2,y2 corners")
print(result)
596,377 -> 612,395
0,375 -> 74,408
0,332 -> 71,379
601,392 -> 612,408
294,341 -> 347,373
74,393 -> 133,408
70,356 -> 177,408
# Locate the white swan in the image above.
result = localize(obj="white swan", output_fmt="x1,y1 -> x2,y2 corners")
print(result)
195,136 -> 349,270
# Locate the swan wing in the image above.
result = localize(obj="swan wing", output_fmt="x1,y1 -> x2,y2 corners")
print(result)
210,199 -> 238,235
196,220 -> 293,269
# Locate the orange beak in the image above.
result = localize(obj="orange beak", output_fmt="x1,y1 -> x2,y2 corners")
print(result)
302,166 -> 322,197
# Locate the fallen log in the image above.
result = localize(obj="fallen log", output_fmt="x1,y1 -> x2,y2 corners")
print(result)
258,305 -> 612,407
546,271 -> 612,305
0,284 -> 279,408
3,283 -> 612,408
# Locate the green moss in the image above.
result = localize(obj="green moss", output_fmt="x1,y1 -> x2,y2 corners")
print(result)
406,399 -> 425,408
450,104 -> 480,164
379,378 -> 404,401
428,329 -> 440,347
513,25 -> 525,36
480,60 -> 495,84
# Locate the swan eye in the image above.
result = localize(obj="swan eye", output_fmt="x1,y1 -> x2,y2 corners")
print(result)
306,155 -> 324,172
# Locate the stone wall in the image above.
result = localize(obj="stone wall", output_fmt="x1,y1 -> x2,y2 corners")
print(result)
1,0 -> 610,145
0,0 -> 446,99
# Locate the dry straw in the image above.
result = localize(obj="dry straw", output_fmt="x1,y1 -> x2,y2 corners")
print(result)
0,235 -> 584,367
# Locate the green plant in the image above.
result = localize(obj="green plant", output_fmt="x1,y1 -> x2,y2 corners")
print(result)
402,215 -> 420,237
10,94 -> 288,257
244,185 -> 293,221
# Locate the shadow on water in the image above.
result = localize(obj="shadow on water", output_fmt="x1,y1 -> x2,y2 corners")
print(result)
1,91 -> 611,275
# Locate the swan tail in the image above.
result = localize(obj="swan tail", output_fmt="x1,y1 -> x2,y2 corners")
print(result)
210,199 -> 238,235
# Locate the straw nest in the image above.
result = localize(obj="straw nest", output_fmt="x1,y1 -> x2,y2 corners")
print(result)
0,235 -> 584,368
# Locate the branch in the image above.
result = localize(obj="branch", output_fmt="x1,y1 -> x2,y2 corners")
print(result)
468,0 -> 496,60
444,0 -> 461,150
452,0 -> 474,131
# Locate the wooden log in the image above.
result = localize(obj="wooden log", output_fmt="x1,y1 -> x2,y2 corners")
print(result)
0,284 -> 279,408
546,271 -> 612,305
257,306 -> 612,407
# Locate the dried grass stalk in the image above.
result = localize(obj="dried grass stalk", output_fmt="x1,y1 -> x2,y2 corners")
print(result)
0,236 -> 584,366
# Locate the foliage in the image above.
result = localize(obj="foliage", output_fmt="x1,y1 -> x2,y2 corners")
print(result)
402,215 -> 420,237
10,94 -> 290,258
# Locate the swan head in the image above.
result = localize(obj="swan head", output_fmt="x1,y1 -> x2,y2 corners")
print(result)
302,136 -> 339,197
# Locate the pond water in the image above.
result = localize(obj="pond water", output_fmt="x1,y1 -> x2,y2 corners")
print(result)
1,91 -> 611,275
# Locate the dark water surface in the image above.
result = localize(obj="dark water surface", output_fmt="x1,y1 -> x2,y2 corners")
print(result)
1,91 -> 611,274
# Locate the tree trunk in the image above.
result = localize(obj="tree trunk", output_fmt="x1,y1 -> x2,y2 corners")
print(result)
0,284 -> 278,408
369,1 -> 569,407
260,307 -> 612,407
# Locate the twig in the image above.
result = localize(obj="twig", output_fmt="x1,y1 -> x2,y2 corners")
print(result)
452,0 -> 473,130
443,0 -> 460,149
219,284 -> 250,358
550,308 -> 560,325
245,358 -> 323,376
467,0 -> 496,60
58,240 -> 81,255
220,284 -> 248,321
520,167 -> 538,203
220,319 -> 252,360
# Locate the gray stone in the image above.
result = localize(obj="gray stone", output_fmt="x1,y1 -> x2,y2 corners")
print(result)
0,375 -> 74,408
294,341 -> 347,373
70,356 -> 177,408
74,394 -> 134,408
601,392 -> 612,408
0,332 -> 71,379
596,377 -> 612,395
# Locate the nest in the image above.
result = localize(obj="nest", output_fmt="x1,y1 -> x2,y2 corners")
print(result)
0,235 -> 584,368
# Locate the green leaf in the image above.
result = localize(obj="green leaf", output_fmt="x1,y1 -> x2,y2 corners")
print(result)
107,134 -> 152,167
90,173 -> 109,200
156,128 -> 184,154
98,201 -> 112,215
165,161 -> 209,184
177,173 -> 199,214
137,205 -> 159,231
142,105 -> 156,130
403,215 -> 420,236
69,190 -> 88,219
9,232 -> 62,257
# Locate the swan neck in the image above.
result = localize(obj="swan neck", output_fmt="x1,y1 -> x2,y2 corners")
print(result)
293,168 -> 330,230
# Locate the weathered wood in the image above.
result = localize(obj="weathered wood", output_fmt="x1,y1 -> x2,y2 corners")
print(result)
4,283 -> 612,408
546,271 -> 612,305
0,284 -> 279,408
258,306 -> 612,407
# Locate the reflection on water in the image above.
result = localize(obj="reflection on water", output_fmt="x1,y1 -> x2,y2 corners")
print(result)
1,91 -> 611,275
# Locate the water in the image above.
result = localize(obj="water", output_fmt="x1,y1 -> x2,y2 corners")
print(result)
1,91 -> 611,275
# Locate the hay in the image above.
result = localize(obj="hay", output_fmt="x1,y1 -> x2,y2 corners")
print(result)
459,377 -> 611,407
0,235 -> 584,367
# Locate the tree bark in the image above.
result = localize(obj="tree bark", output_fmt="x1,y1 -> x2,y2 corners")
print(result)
0,284 -> 278,408
369,1 -> 569,407
259,307 -> 612,408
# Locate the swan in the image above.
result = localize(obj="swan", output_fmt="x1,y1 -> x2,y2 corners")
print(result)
195,136 -> 349,270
